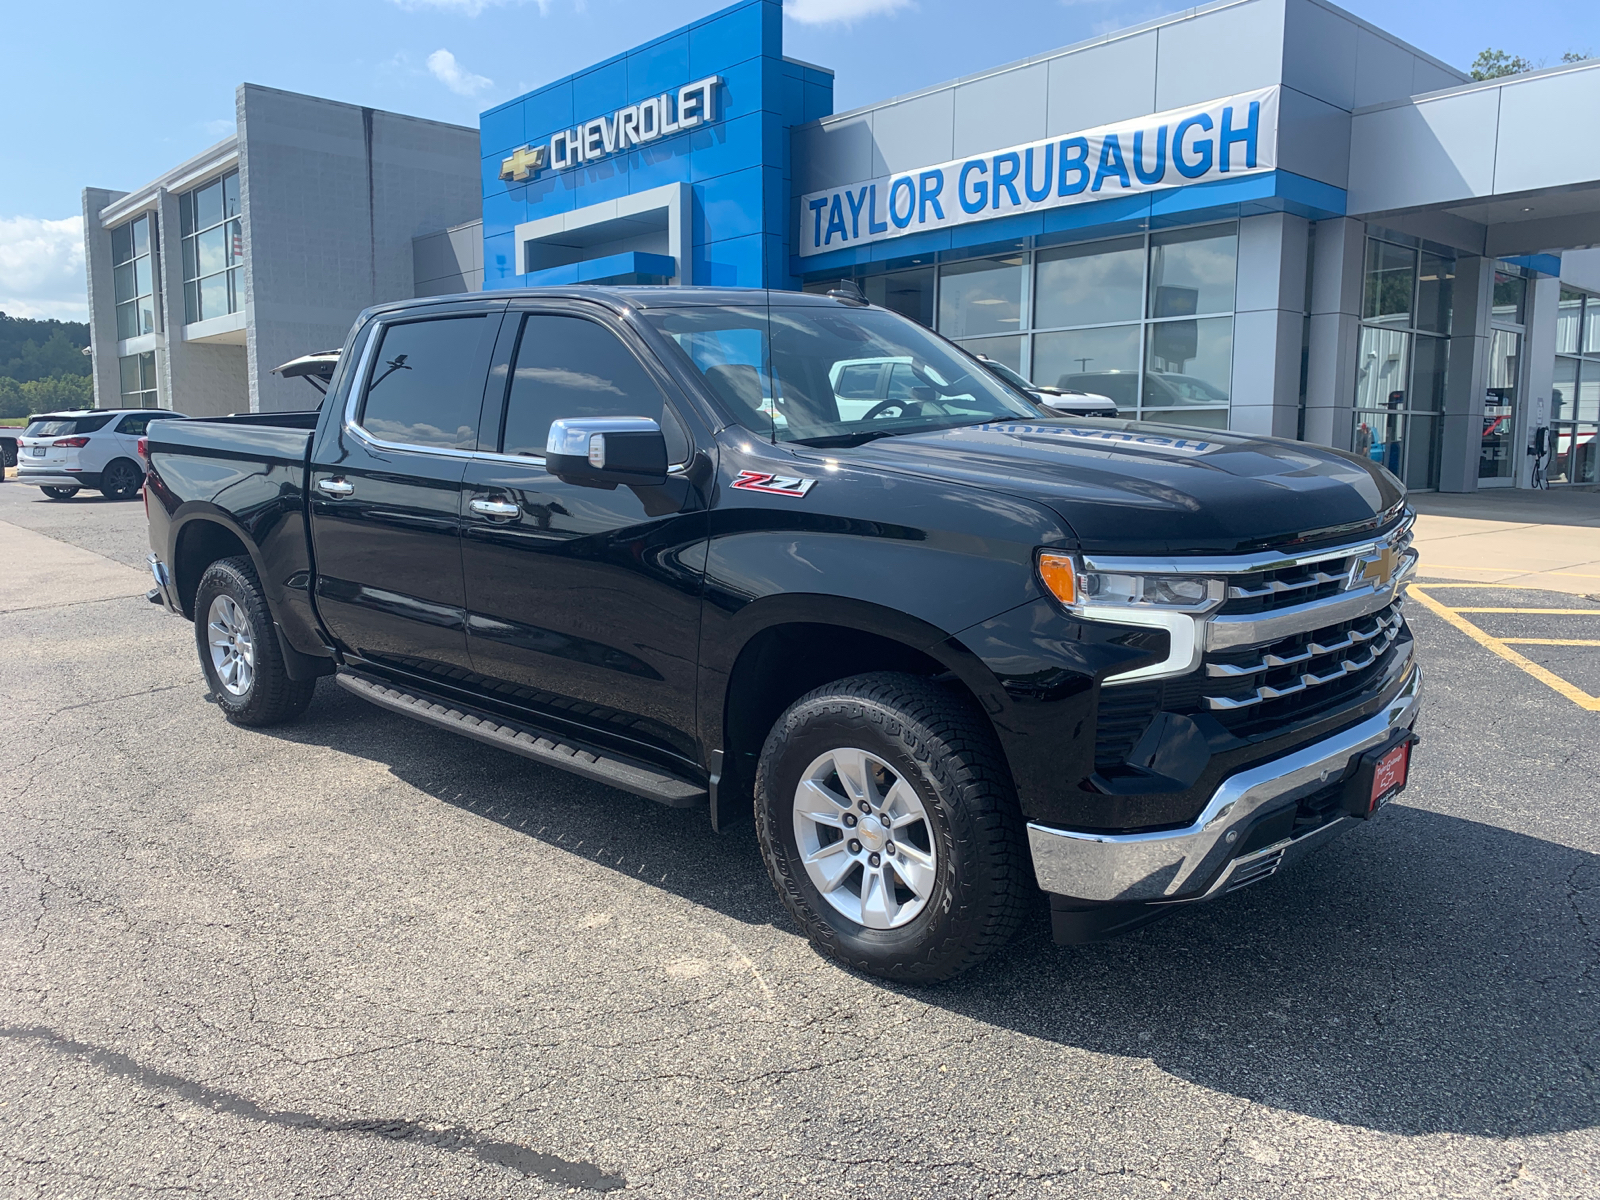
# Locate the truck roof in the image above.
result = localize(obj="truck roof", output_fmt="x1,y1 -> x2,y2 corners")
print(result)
363,286 -> 858,320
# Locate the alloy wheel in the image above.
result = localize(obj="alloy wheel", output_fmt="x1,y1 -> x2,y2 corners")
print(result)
207,594 -> 256,696
792,746 -> 938,930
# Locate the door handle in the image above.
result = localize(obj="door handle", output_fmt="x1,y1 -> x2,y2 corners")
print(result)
469,497 -> 521,520
316,478 -> 354,497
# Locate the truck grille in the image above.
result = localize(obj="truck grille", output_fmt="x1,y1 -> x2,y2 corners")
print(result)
1217,523 -> 1414,616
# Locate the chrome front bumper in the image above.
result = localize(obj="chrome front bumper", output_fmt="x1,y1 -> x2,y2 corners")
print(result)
1027,664 -> 1422,904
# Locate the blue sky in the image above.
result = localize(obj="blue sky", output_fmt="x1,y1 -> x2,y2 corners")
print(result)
1,0 -> 1593,319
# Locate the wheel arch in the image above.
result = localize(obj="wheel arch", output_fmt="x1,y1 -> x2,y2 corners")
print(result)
709,594 -> 1013,818
169,507 -> 262,621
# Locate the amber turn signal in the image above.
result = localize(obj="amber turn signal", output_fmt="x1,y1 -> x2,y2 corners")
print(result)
1037,553 -> 1078,606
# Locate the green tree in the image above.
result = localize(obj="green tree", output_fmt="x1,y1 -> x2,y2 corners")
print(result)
1470,48 -> 1533,80
1563,51 -> 1593,64
0,312 -> 91,383
0,374 -> 94,419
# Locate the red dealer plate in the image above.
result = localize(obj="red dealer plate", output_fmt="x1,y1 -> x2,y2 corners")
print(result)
1370,741 -> 1410,810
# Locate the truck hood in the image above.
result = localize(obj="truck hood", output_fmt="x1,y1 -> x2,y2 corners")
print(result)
845,418 -> 1405,555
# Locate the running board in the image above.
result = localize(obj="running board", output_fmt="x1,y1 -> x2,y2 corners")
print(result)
335,671 -> 706,809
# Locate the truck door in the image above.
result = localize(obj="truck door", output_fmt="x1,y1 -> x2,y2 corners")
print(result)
309,307 -> 502,684
459,306 -> 710,767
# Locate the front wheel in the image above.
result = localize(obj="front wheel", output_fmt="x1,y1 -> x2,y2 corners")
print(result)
40,486 -> 79,500
194,556 -> 316,726
755,672 -> 1031,983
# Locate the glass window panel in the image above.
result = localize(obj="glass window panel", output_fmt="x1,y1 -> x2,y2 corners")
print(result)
195,180 -> 223,231
359,316 -> 492,449
133,255 -> 152,299
1550,425 -> 1575,484
1579,362 -> 1600,422
197,226 -> 226,277
1353,410 -> 1406,476
181,238 -> 197,282
505,315 -> 675,454
1554,357 -> 1578,420
1575,426 -> 1598,484
131,216 -> 149,258
179,193 -> 194,239
1492,271 -> 1526,324
1404,414 -> 1439,489
137,295 -> 157,336
1361,240 -> 1416,325
1556,289 -> 1583,354
223,171 -> 241,220
199,273 -> 228,323
184,282 -> 199,326
1033,324 -> 1141,404
1586,298 -> 1600,356
1144,316 -> 1232,407
116,301 -> 138,341
833,362 -> 882,400
1355,326 -> 1410,410
1142,406 -> 1228,430
938,255 -> 1024,338
864,268 -> 934,327
111,223 -> 133,265
119,355 -> 142,395
225,219 -> 244,267
1416,252 -> 1453,334
1149,225 -> 1236,318
113,261 -> 137,305
228,268 -> 242,315
1410,334 -> 1448,412
956,334 -> 1022,374
1034,236 -> 1144,330
139,352 -> 157,390
1487,328 -> 1520,395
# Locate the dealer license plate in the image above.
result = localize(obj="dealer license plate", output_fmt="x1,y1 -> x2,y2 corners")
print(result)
1370,742 -> 1410,810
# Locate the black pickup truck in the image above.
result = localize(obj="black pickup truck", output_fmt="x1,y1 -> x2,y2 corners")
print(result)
145,287 -> 1421,982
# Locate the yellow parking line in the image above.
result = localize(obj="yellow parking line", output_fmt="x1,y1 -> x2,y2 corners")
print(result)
1417,581 -> 1591,590
1449,607 -> 1600,614
1408,586 -> 1600,712
1500,638 -> 1600,647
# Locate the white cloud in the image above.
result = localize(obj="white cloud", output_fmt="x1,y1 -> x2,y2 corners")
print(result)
427,48 -> 495,97
0,216 -> 87,322
786,0 -> 912,24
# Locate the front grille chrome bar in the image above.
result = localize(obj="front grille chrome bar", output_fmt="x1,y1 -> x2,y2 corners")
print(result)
1227,569 -> 1344,601
1203,617 -> 1403,711
1206,610 -> 1403,678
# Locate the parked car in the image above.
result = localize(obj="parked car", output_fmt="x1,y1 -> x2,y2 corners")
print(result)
974,355 -> 1119,417
1,428 -> 18,472
16,408 -> 186,499
145,287 -> 1421,983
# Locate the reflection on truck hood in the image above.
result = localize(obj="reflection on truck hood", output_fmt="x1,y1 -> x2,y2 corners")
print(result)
844,418 -> 1404,555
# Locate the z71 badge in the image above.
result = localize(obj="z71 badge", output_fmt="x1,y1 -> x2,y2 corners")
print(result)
731,470 -> 817,497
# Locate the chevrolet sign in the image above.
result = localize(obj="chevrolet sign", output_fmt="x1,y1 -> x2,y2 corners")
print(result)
499,75 -> 722,183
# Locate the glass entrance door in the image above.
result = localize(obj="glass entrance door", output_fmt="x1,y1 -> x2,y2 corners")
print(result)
1479,327 -> 1521,484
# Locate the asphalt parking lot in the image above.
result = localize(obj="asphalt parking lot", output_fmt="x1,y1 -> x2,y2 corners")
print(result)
2,481 -> 1598,1199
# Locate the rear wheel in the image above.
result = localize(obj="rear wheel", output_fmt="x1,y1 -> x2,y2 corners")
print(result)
755,672 -> 1031,983
100,458 -> 144,500
40,486 -> 79,500
194,556 -> 316,726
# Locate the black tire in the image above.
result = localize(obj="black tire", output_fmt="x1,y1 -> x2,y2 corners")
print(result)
100,457 -> 144,500
193,556 -> 316,727
2,441 -> 16,469
40,486 -> 79,500
754,672 -> 1031,983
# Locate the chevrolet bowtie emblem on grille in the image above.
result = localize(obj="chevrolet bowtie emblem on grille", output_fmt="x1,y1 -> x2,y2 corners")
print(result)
499,144 -> 548,182
1348,545 -> 1397,591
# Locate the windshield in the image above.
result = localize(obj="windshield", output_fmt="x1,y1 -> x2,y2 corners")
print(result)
643,303 -> 1038,446
980,358 -> 1037,394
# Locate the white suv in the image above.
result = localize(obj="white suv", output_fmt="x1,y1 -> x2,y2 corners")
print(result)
16,408 -> 186,500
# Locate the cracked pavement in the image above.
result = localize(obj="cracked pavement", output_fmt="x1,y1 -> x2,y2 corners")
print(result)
1,484 -> 1597,1199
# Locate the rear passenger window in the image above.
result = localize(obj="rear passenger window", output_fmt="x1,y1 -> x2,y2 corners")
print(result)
502,315 -> 686,462
359,316 -> 494,449
116,414 -> 156,435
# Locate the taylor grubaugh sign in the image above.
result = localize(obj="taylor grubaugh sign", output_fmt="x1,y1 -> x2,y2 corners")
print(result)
798,86 -> 1280,256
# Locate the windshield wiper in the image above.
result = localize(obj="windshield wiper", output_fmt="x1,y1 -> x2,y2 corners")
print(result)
790,428 -> 906,448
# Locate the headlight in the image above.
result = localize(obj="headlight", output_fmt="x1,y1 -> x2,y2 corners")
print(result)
1037,553 -> 1224,615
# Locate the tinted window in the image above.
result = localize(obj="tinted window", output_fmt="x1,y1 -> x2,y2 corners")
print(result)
501,315 -> 682,460
359,316 -> 492,449
24,414 -> 115,437
116,414 -> 159,435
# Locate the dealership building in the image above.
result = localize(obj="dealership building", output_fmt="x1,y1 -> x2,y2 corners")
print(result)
85,0 -> 1600,489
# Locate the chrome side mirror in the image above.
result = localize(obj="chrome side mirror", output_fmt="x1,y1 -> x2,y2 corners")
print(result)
545,417 -> 668,487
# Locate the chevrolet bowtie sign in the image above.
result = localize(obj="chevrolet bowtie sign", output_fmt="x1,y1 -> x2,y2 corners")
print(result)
499,75 -> 723,183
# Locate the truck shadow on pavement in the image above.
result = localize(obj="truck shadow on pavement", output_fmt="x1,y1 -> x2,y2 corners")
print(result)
265,683 -> 1600,1142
